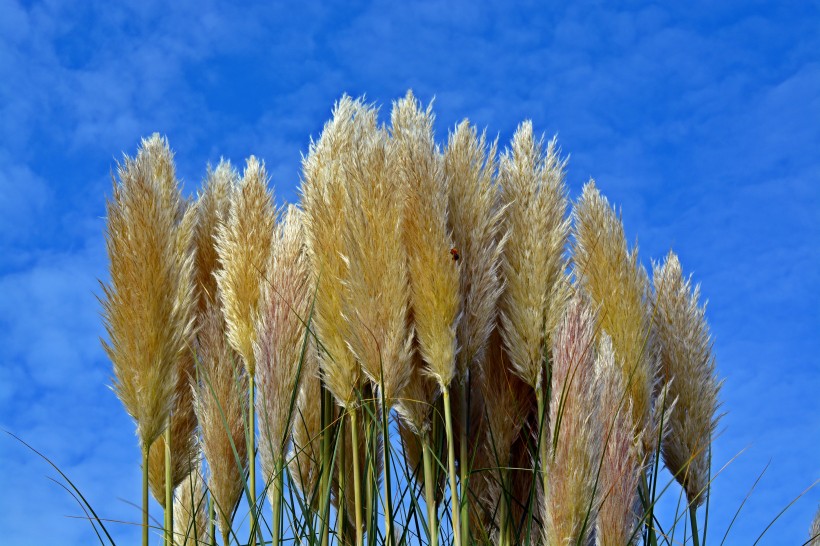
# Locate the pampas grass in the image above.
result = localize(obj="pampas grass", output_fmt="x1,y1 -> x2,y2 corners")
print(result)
215,156 -> 276,544
101,133 -> 196,546
255,205 -> 313,546
95,93 -> 741,546
194,299 -> 249,545
544,296 -> 602,546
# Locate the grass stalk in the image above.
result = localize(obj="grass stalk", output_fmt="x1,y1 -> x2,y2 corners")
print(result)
338,415 -> 347,545
421,433 -> 438,546
321,387 -> 332,546
365,411 -> 374,545
272,458 -> 282,546
350,407 -> 364,546
249,376 -> 257,546
143,445 -> 150,546
535,387 -> 548,506
441,385 -> 461,546
209,492 -> 215,546
458,382 -> 469,546
690,504 -> 701,546
165,424 -> 173,546
380,394 -> 394,546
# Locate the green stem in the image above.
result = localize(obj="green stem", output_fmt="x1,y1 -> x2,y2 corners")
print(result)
380,394 -> 394,546
320,387 -> 332,546
422,433 -> 438,546
272,458 -> 282,546
536,388 -> 548,503
249,376 -> 257,546
338,415 -> 347,545
458,381 -> 469,546
365,408 -> 374,545
641,472 -> 658,546
441,385 -> 461,546
350,407 -> 364,546
689,504 -> 700,546
498,467 -> 509,546
222,528 -> 230,546
143,445 -> 150,546
208,492 -> 215,546
166,424 -> 174,546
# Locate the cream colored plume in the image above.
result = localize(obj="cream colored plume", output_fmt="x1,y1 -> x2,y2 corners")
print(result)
215,156 -> 275,377
392,91 -> 460,389
341,111 -> 413,404
149,195 -> 200,506
572,181 -> 658,458
444,121 -> 505,381
498,122 -> 570,391
194,161 -> 237,313
544,297 -> 602,546
652,252 -> 721,506
256,205 -> 314,501
596,334 -> 641,546
173,467 -> 208,546
810,505 -> 820,546
194,299 -> 248,538
102,133 -> 196,452
300,96 -> 369,408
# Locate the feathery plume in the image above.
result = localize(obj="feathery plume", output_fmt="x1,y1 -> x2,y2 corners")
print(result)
149,195 -> 200,507
652,252 -> 721,506
256,206 -> 313,514
341,108 -> 412,405
194,299 -> 248,540
288,344 -> 323,506
444,120 -> 505,381
572,181 -> 658,458
595,334 -> 641,546
300,96 -> 369,408
194,161 -> 237,313
102,133 -> 194,453
498,122 -> 570,392
215,156 -> 275,377
393,91 -> 460,388
544,297 -> 602,546
173,468 -> 208,546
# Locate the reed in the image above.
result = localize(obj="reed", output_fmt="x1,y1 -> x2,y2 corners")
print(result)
391,91 -> 461,546
215,156 -> 276,545
544,297 -> 602,546
443,120 -> 506,544
653,252 -> 722,544
255,205 -> 314,546
101,134 -> 195,546
595,334 -> 642,546
194,299 -> 249,545
497,122 -> 570,506
301,96 -> 370,546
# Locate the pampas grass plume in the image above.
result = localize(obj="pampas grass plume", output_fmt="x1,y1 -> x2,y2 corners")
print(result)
652,251 -> 721,506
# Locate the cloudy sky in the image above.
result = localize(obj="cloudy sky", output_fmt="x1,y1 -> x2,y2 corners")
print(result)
1,1 -> 818,544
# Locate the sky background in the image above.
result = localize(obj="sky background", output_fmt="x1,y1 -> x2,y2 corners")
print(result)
1,0 -> 818,544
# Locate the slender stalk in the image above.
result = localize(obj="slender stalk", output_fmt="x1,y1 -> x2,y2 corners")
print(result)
689,505 -> 701,546
350,408 -> 364,546
422,433 -> 439,546
222,528 -> 230,546
641,472 -> 658,546
165,424 -> 173,546
498,468 -> 509,546
272,458 -> 282,546
441,386 -> 461,546
143,445 -> 150,546
321,387 -> 332,546
208,492 -> 215,546
248,377 -> 257,546
365,409 -> 374,545
380,394 -> 394,546
535,387 -> 548,501
458,381 -> 469,546
338,415 -> 347,545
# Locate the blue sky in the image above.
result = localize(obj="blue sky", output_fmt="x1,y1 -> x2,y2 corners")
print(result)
1,1 -> 818,544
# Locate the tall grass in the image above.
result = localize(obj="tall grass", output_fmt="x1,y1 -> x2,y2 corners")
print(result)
82,91 -> 820,546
